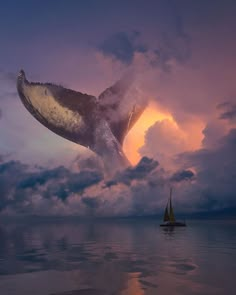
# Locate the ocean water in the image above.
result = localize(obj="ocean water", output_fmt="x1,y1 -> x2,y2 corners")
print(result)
0,219 -> 235,295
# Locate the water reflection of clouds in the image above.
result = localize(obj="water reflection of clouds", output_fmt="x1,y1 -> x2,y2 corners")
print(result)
51,290 -> 105,295
0,220 -> 232,294
165,258 -> 197,275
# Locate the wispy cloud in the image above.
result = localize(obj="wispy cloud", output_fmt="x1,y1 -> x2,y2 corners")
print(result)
218,101 -> 236,122
99,31 -> 147,64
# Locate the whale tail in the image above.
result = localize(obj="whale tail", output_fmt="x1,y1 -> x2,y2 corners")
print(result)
17,70 -> 146,173
99,73 -> 147,146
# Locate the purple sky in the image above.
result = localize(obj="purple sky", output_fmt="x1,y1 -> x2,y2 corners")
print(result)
1,0 -> 236,217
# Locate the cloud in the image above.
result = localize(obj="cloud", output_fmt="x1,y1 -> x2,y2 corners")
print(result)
201,119 -> 230,149
177,128 -> 236,213
0,158 -> 103,214
218,101 -> 236,122
1,122 -> 236,218
0,156 -> 166,217
152,31 -> 191,71
106,156 -> 159,187
170,169 -> 195,183
99,31 -> 147,64
139,119 -> 188,169
72,154 -> 104,171
0,160 -> 29,210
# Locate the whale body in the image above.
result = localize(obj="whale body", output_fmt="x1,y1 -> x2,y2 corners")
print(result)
17,70 -> 146,172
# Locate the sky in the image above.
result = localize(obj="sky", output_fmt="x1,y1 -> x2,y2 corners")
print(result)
1,0 -> 236,217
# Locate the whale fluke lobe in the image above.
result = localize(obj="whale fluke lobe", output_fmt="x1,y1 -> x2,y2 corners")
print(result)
17,70 -> 146,173
98,73 -> 146,145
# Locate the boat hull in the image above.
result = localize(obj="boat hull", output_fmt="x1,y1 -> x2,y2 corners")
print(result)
160,221 -> 186,227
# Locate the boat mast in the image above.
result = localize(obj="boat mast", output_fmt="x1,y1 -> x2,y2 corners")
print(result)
169,187 -> 175,222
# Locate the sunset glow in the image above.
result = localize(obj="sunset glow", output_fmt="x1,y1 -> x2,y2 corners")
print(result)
123,102 -> 205,164
123,102 -> 175,164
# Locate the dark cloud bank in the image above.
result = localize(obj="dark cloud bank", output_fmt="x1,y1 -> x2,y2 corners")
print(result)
1,128 -> 236,218
176,128 -> 236,216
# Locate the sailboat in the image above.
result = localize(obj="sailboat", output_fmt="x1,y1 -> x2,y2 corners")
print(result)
160,188 -> 186,227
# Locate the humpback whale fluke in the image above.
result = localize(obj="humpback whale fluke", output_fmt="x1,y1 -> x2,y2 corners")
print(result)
17,70 -> 146,173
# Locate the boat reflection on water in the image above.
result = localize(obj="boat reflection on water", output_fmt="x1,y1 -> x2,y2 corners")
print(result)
162,225 -> 175,235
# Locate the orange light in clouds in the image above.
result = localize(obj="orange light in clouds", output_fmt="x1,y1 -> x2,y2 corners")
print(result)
71,101 -> 203,165
123,102 -> 174,164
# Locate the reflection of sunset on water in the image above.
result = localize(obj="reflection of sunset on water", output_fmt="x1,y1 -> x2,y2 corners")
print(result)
121,273 -> 144,295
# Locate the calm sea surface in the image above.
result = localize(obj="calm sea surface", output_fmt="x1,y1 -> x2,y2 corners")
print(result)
0,219 -> 235,295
